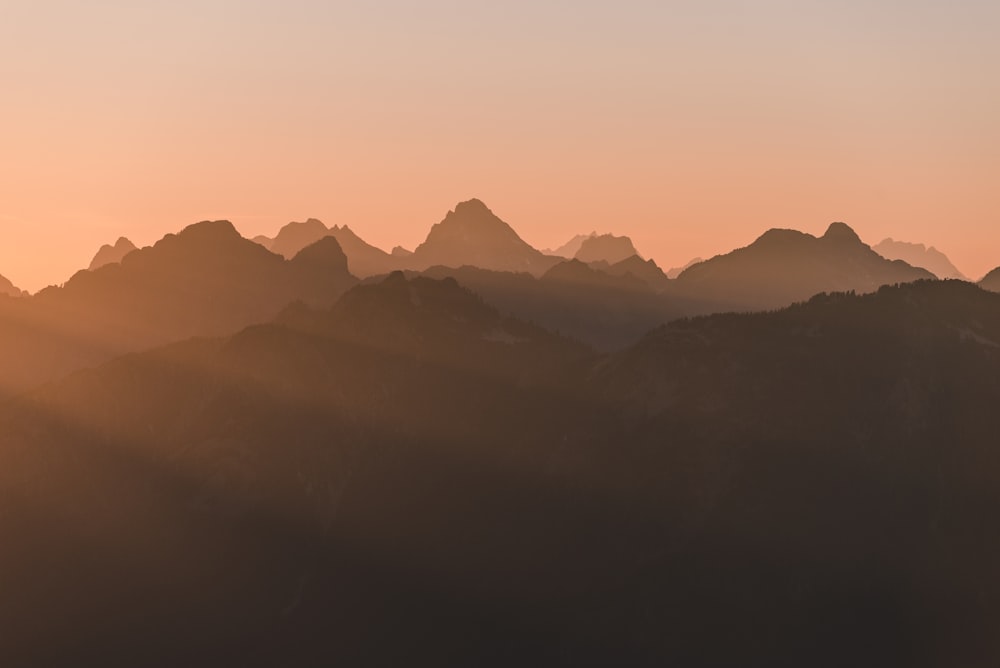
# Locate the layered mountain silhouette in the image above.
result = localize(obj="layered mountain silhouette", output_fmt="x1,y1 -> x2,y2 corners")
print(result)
980,266 -> 1000,292
405,199 -> 562,275
544,232 -> 596,258
257,218 -> 397,277
670,222 -> 935,312
0,220 -> 356,397
3,277 -> 1000,665
88,237 -> 138,271
873,238 -> 966,279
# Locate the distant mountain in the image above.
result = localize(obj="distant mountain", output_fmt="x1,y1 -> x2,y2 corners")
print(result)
981,266 -> 1000,292
873,238 -> 966,279
4,278 -> 1000,664
666,257 -> 703,279
407,199 -> 562,276
255,219 -> 397,278
0,220 -> 356,397
670,222 -> 934,312
574,234 -> 640,265
544,232 -> 596,258
88,237 -> 138,271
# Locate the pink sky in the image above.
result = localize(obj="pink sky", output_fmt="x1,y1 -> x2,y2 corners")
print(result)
1,1 -> 998,291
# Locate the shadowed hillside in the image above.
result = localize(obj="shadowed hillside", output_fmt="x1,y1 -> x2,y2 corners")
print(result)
2,277 -> 1000,665
0,220 -> 356,398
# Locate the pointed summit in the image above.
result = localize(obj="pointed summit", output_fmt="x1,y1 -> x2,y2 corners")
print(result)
822,222 -> 862,245
409,199 -> 560,276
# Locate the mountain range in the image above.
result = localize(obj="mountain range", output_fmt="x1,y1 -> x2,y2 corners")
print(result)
1,200 -> 999,665
0,220 -> 355,398
669,222 -> 935,312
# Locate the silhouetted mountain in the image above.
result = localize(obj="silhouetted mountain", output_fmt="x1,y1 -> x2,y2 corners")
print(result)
0,273 -> 24,297
326,225 -> 397,277
670,222 -> 935,312
88,237 -> 138,271
2,278 -> 1000,665
544,232 -> 596,258
407,199 -> 561,275
666,257 -> 703,279
382,263 -> 684,350
574,233 -> 640,265
873,238 -> 966,279
980,266 -> 1000,292
256,219 -> 397,277
0,220 -> 356,397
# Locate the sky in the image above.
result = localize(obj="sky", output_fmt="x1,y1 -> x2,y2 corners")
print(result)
1,0 -> 998,291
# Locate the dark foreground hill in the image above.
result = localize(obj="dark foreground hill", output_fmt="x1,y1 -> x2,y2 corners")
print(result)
0,220 -> 356,398
2,277 -> 1000,665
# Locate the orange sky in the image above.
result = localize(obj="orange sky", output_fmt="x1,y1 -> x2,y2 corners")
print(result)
1,1 -> 998,291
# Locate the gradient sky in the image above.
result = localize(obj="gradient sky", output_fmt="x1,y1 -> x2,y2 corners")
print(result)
2,0 -> 998,291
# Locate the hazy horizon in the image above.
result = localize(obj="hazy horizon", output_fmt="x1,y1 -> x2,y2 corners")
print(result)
3,1 -> 998,291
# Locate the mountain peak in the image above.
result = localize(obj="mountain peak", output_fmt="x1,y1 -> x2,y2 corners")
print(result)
409,200 -> 559,275
822,222 -> 862,245
453,198 -> 491,215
